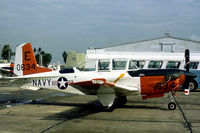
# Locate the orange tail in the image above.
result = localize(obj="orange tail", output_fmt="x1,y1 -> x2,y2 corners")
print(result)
14,43 -> 52,76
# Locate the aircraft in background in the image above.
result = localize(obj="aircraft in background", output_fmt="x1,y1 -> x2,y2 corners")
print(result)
0,62 -> 14,73
1,43 -> 196,111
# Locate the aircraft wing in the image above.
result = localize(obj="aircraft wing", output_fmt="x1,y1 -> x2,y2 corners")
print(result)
69,78 -> 139,95
0,68 -> 11,72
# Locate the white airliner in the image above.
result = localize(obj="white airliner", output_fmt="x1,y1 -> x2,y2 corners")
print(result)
1,43 -> 196,111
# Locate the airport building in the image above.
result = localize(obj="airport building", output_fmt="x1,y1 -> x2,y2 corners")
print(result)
65,51 -> 86,68
0,60 -> 8,63
86,33 -> 200,57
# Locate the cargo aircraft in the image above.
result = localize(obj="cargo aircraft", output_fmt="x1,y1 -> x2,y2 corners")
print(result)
1,43 -> 196,111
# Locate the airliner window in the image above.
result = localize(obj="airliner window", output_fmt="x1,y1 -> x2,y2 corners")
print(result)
148,61 -> 163,68
112,60 -> 127,70
129,60 -> 145,69
84,60 -> 96,71
98,60 -> 110,71
166,61 -> 180,68
184,62 -> 199,69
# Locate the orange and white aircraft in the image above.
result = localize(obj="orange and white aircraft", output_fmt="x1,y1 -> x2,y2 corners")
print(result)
0,62 -> 14,74
1,43 -> 196,111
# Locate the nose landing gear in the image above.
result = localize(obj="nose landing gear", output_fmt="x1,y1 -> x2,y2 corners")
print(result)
168,92 -> 177,110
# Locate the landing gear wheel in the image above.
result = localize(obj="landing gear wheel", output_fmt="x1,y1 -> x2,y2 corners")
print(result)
168,102 -> 176,110
103,106 -> 115,112
189,80 -> 198,91
115,96 -> 127,107
182,80 -> 198,91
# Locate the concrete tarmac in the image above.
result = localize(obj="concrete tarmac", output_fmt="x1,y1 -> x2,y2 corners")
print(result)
0,87 -> 200,133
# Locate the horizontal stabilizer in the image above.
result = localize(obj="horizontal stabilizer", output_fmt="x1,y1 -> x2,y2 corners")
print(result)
20,85 -> 40,91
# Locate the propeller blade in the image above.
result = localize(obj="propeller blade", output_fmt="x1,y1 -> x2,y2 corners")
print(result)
184,49 -> 190,95
185,49 -> 190,73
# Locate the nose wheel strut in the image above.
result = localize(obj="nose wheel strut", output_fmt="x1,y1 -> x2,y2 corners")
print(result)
168,91 -> 177,110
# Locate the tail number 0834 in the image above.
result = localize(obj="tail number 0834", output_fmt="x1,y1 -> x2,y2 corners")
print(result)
16,63 -> 36,71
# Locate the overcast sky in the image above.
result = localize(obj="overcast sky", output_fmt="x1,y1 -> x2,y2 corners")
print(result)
1,0 -> 200,62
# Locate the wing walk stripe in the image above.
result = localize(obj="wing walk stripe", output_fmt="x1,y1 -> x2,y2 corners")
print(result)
114,73 -> 125,83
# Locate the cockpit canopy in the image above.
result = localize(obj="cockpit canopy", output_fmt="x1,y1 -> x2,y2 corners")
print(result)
59,68 -> 75,74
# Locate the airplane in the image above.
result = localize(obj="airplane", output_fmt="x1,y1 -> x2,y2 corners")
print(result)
0,62 -> 14,75
1,42 -> 196,111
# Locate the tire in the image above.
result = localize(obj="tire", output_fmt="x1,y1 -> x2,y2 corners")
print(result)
115,96 -> 127,107
103,106 -> 115,112
168,102 -> 176,110
189,80 -> 198,91
182,80 -> 198,92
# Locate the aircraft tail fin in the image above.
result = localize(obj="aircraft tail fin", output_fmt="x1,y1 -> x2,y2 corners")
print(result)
14,43 -> 52,76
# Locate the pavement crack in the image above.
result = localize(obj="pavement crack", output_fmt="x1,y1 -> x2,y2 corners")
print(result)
39,119 -> 68,133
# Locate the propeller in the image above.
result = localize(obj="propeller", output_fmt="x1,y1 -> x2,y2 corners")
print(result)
184,49 -> 193,95
185,49 -> 190,73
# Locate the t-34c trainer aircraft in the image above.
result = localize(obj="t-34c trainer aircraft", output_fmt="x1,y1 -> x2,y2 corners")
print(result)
1,43 -> 196,111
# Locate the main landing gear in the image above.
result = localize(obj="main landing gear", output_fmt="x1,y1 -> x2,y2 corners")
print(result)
115,96 -> 127,107
103,96 -> 127,111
